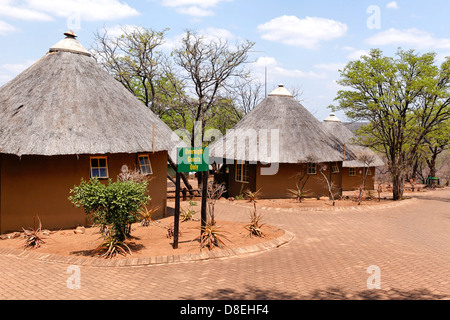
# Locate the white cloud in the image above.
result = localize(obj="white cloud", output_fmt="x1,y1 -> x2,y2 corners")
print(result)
104,24 -> 146,38
200,27 -> 235,42
252,56 -> 327,81
0,0 -> 52,21
436,52 -> 450,65
386,1 -> 399,9
347,49 -> 370,60
313,63 -> 346,72
24,0 -> 140,21
257,16 -> 348,50
176,6 -> 213,17
159,0 -> 231,17
0,59 -> 36,85
159,28 -> 236,51
366,28 -> 450,50
161,0 -> 227,6
0,20 -> 17,35
1,59 -> 36,73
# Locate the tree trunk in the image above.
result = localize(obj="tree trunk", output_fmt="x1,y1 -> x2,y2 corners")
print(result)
392,174 -> 404,201
427,150 -> 438,178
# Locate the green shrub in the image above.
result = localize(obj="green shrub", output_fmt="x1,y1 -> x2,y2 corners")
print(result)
69,178 -> 150,242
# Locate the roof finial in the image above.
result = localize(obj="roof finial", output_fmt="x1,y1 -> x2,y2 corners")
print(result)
324,113 -> 341,123
64,30 -> 77,38
268,83 -> 293,97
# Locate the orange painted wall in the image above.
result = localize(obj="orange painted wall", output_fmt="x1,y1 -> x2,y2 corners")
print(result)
0,152 -> 167,234
341,167 -> 376,191
224,161 -> 343,199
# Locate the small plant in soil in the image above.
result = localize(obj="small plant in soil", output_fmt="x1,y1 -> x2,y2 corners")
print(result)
166,224 -> 183,239
195,224 -> 231,251
22,216 -> 46,250
180,200 -> 197,222
245,211 -> 265,238
244,189 -> 265,238
139,205 -> 159,227
93,236 -> 132,259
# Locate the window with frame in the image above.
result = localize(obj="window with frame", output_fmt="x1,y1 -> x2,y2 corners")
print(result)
307,163 -> 317,175
138,154 -> 153,175
349,167 -> 356,176
90,157 -> 109,179
331,162 -> 339,174
235,162 -> 249,183
366,168 -> 372,176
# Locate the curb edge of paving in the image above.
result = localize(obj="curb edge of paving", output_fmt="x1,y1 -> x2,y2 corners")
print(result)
0,228 -> 295,268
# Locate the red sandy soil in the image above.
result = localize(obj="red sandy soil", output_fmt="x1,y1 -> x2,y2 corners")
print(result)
0,217 -> 283,260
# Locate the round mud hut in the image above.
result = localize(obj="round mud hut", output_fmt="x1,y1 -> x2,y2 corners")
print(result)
322,113 -> 384,191
209,85 -> 358,199
0,31 -> 183,233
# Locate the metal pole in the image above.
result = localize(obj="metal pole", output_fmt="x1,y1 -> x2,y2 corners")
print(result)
173,171 -> 181,249
200,170 -> 209,235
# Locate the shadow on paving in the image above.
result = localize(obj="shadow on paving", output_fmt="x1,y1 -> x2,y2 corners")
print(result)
182,286 -> 448,300
304,287 -> 448,300
409,195 -> 450,203
182,286 -> 299,300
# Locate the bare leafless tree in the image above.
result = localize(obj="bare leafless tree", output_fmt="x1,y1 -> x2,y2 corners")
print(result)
172,30 -> 255,147
317,163 -> 337,206
356,153 -> 375,205
206,182 -> 227,226
230,77 -> 264,117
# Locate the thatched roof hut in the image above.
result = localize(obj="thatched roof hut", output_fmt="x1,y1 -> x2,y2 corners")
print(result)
322,114 -> 384,168
0,31 -> 182,157
210,85 -> 348,164
0,32 -> 182,233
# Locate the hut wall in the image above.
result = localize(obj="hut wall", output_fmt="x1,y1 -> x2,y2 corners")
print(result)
0,152 -> 167,233
341,167 -> 376,191
227,162 -> 257,197
255,162 -> 343,199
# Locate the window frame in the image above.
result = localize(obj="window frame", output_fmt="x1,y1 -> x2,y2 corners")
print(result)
307,163 -> 317,175
349,167 -> 356,177
331,162 -> 340,174
235,161 -> 249,183
90,156 -> 109,179
366,167 -> 372,176
138,154 -> 153,176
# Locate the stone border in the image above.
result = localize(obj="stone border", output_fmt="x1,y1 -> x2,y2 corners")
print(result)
0,229 -> 294,268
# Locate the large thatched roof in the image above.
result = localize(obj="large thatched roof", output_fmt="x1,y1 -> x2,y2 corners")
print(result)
0,32 -> 183,157
322,114 -> 384,167
209,85 -> 350,164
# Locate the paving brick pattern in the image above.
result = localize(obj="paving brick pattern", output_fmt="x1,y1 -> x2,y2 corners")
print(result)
0,189 -> 449,300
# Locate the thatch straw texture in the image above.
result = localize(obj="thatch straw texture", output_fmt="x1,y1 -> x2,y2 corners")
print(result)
322,118 -> 384,168
0,50 -> 183,157
209,90 -> 350,164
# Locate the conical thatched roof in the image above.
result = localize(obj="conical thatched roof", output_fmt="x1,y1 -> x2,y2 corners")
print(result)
209,85 -> 349,164
0,32 -> 183,157
322,114 -> 384,167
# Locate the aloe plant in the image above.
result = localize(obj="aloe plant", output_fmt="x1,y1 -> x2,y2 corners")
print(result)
93,236 -> 132,259
195,224 -> 231,251
22,216 -> 46,249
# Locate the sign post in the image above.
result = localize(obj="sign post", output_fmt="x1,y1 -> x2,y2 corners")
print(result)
174,147 -> 209,249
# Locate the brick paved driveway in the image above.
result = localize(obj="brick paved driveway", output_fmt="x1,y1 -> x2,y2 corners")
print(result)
0,188 -> 449,300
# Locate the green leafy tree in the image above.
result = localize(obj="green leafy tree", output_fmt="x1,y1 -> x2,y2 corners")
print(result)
331,49 -> 450,200
69,178 -> 150,242
422,119 -> 450,179
91,26 -> 168,115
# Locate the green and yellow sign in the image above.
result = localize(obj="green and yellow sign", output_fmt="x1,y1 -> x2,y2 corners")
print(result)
177,147 -> 209,173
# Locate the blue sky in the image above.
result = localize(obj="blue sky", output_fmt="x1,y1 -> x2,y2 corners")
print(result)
1,0 -> 450,122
